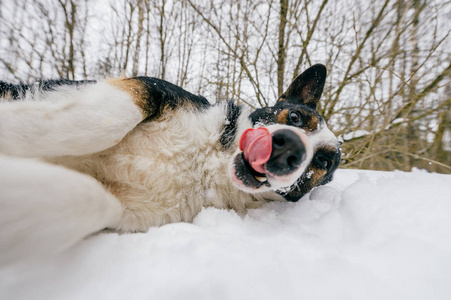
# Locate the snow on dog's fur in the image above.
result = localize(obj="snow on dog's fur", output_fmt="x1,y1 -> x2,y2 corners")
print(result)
0,64 -> 341,266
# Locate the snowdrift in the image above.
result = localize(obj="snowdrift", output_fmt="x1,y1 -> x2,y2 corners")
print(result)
1,169 -> 450,300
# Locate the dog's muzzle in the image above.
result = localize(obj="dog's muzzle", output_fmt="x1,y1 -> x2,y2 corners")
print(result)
266,129 -> 305,176
229,125 -> 312,193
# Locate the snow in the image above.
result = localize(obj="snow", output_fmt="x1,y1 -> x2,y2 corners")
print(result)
384,118 -> 408,130
341,130 -> 371,141
1,169 -> 451,300
392,118 -> 406,125
443,129 -> 451,152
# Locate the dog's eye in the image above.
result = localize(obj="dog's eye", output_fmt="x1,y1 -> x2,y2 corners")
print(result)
315,155 -> 331,169
289,111 -> 302,124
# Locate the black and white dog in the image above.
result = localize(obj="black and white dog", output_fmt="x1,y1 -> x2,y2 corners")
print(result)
0,64 -> 340,265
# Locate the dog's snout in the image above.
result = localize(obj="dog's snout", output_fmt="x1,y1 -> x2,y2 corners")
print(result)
266,129 -> 305,175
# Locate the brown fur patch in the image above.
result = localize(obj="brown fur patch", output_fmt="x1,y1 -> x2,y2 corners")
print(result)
277,109 -> 289,124
0,91 -> 14,102
308,166 -> 327,187
277,94 -> 287,102
107,78 -> 149,116
276,108 -> 320,132
303,112 -> 320,132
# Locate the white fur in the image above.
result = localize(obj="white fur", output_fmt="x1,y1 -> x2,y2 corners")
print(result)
49,104 -> 270,232
309,123 -> 339,149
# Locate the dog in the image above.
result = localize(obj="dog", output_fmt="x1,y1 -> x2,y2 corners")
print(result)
0,64 -> 340,265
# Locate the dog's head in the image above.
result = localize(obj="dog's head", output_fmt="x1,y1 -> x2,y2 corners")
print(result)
229,64 -> 341,201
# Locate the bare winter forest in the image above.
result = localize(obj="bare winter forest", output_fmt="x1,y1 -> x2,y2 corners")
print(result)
0,0 -> 450,173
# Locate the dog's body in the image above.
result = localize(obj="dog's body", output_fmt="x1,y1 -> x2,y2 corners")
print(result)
0,64 -> 340,265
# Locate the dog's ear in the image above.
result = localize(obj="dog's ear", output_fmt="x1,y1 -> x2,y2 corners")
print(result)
277,64 -> 326,109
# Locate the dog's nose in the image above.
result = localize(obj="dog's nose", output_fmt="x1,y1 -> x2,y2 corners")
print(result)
266,129 -> 306,175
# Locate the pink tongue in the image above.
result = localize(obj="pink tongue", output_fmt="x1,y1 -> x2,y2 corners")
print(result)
239,127 -> 272,174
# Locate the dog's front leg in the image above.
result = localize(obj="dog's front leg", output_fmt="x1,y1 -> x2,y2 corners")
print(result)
0,154 -> 123,266
0,80 -> 146,157
0,77 -> 210,158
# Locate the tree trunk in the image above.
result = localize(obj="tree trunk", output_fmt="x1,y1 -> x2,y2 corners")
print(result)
277,0 -> 288,96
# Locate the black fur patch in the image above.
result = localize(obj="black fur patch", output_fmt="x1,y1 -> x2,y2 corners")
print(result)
0,79 -> 96,100
249,106 -> 280,125
220,101 -> 242,149
133,77 -> 210,120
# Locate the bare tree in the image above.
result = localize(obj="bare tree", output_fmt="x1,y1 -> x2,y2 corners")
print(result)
1,0 -> 450,172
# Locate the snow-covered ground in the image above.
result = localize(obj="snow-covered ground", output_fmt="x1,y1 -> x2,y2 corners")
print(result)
1,169 -> 450,300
